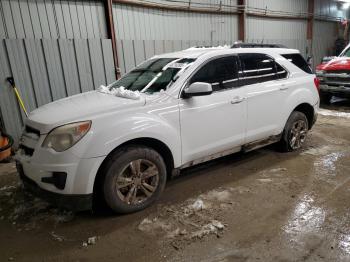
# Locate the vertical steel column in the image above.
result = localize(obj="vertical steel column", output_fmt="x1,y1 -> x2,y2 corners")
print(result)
307,0 -> 314,40
105,0 -> 120,79
238,0 -> 246,42
307,0 -> 314,62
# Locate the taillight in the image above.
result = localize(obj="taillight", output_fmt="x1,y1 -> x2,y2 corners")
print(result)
314,77 -> 320,93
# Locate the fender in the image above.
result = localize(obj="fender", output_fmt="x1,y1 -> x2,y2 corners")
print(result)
281,78 -> 318,131
73,110 -> 182,168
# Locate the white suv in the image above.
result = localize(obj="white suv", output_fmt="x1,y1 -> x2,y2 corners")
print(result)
16,46 -> 319,213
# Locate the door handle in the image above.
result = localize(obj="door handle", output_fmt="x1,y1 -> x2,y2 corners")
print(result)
279,84 -> 289,91
231,97 -> 245,104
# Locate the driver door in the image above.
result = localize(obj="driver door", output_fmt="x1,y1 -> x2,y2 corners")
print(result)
179,55 -> 247,164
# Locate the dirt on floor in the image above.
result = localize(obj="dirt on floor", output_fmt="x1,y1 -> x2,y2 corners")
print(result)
0,100 -> 350,262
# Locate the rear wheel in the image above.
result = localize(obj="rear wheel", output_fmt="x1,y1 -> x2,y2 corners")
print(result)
279,111 -> 309,152
102,146 -> 167,213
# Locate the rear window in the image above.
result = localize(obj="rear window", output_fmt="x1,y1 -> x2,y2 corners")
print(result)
282,54 -> 313,74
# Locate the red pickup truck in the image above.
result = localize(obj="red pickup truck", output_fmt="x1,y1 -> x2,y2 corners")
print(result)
316,44 -> 350,103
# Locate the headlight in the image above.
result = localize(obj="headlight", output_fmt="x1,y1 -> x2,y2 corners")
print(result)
315,70 -> 324,76
42,121 -> 91,152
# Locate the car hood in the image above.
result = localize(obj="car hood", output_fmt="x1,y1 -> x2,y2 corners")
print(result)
26,91 -> 146,133
316,57 -> 350,71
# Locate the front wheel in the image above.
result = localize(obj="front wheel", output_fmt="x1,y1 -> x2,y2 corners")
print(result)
102,146 -> 167,213
279,111 -> 309,152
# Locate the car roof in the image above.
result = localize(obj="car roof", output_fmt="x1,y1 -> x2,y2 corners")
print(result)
154,46 -> 300,59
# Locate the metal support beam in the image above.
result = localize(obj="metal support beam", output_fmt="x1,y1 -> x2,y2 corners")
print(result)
113,0 -> 239,15
306,0 -> 314,63
105,0 -> 120,79
307,0 -> 314,40
238,0 -> 246,42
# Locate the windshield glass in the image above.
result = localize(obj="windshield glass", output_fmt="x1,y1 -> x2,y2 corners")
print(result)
340,47 -> 350,57
108,58 -> 196,94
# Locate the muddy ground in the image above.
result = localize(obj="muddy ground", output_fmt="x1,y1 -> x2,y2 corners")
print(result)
0,100 -> 350,262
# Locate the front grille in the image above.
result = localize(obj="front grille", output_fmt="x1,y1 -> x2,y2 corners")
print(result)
25,125 -> 40,137
325,70 -> 350,74
19,125 -> 41,157
321,71 -> 350,87
19,145 -> 35,156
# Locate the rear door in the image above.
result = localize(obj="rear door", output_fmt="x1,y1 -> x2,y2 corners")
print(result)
238,53 -> 289,143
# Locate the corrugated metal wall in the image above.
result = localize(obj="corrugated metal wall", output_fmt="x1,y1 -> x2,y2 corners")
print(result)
0,38 -> 115,142
0,0 -> 348,142
113,3 -> 239,41
246,0 -> 308,56
0,0 -> 115,144
112,0 -> 345,69
246,17 -> 308,56
315,0 -> 348,19
0,0 -> 107,39
113,1 -> 239,74
247,0 -> 308,15
313,20 -> 338,66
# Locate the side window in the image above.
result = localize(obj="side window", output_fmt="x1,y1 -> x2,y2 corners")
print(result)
190,56 -> 239,92
239,53 -> 281,85
281,53 -> 313,74
275,62 -> 288,79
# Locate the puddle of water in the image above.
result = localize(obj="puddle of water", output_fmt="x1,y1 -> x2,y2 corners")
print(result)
284,194 -> 326,235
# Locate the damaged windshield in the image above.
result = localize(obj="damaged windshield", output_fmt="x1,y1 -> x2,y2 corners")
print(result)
107,58 -> 195,94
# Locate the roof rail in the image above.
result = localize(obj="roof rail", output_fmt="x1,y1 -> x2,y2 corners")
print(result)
231,43 -> 287,48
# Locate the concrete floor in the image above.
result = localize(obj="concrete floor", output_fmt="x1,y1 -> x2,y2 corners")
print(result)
0,101 -> 350,262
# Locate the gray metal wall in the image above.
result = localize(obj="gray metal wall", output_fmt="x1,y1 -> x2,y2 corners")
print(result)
0,0 -> 348,142
113,0 -> 345,73
116,39 -> 233,75
313,20 -> 337,66
0,38 -> 115,142
113,3 -> 239,42
315,0 -> 348,19
247,0 -> 308,14
0,0 -> 107,39
0,0 -> 115,143
246,17 -> 308,56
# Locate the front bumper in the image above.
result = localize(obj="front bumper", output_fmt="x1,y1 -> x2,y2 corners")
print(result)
320,85 -> 350,98
17,162 -> 92,211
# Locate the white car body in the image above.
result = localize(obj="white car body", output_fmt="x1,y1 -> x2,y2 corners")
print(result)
16,47 -> 319,210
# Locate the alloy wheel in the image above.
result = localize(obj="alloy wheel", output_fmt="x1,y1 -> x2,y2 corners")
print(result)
289,119 -> 307,150
116,159 -> 159,205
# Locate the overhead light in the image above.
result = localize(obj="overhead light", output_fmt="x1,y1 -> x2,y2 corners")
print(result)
343,2 -> 350,9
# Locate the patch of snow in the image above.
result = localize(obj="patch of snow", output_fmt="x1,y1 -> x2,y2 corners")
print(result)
204,189 -> 232,202
302,145 -> 333,156
138,217 -> 171,233
268,167 -> 287,173
190,220 -> 225,239
211,220 -> 225,230
190,199 -> 206,211
0,185 -> 16,191
257,178 -> 273,183
88,236 -> 97,245
98,85 -> 140,100
318,109 -> 350,119
186,45 -> 231,50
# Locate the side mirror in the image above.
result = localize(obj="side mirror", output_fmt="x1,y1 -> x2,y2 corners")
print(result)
183,82 -> 212,98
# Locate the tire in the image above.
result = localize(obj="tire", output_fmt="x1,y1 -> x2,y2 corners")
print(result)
279,111 -> 309,152
102,145 -> 167,213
